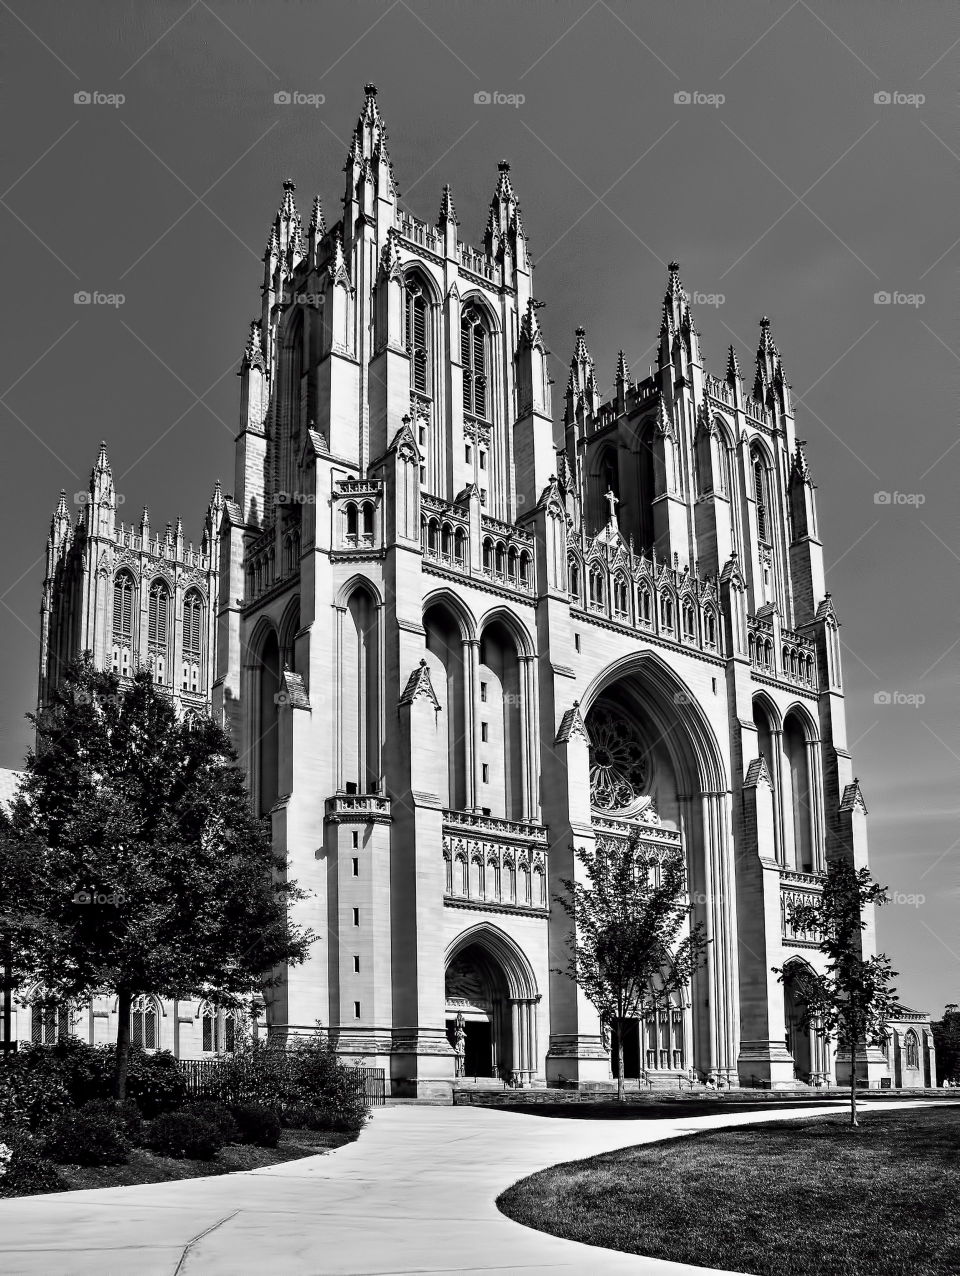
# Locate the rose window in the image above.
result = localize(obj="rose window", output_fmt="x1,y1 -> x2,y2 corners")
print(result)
588,705 -> 652,815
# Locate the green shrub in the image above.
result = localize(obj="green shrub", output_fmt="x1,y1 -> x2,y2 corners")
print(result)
183,1100 -> 240,1144
145,1111 -> 223,1160
0,1138 -> 67,1198
43,1108 -> 130,1166
0,1044 -> 75,1130
286,1036 -> 367,1133
82,1098 -> 143,1140
230,1103 -> 280,1147
81,1046 -> 187,1117
199,1032 -> 368,1133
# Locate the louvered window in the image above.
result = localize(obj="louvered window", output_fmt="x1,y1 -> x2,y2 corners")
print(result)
183,593 -> 203,657
461,309 -> 488,419
148,584 -> 169,652
405,283 -> 429,394
113,574 -> 135,640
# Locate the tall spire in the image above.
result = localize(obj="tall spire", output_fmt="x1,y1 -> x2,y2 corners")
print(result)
437,183 -> 458,225
345,82 -> 398,203
726,344 -> 742,384
274,178 -> 304,271
308,194 -> 325,239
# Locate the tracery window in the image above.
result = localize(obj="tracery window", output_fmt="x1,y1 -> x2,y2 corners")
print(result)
201,1003 -> 237,1054
148,581 -> 170,684
130,996 -> 159,1050
31,1000 -> 69,1045
461,308 -> 488,419
587,705 -> 652,817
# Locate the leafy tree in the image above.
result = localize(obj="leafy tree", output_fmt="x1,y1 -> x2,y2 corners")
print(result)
555,833 -> 708,1100
0,656 -> 312,1100
776,857 -> 898,1126
932,1004 -> 960,1083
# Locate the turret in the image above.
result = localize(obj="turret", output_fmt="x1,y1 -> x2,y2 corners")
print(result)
484,160 -> 529,300
436,183 -> 458,259
788,439 -> 824,625
308,194 -> 326,265
614,349 -> 629,414
514,299 -> 554,514
342,84 -> 398,253
87,441 -> 116,538
726,344 -> 744,408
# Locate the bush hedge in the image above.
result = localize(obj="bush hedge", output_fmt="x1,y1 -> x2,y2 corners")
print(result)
0,1039 -> 187,1129
211,1035 -> 367,1133
43,1108 -> 130,1167
0,1136 -> 67,1198
145,1111 -> 223,1160
231,1103 -> 280,1147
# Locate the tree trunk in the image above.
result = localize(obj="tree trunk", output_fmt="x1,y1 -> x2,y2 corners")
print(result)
114,987 -> 133,1101
616,1022 -> 625,1103
849,1017 -> 859,1127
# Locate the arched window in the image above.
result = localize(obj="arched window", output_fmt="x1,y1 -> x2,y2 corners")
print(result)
31,999 -> 69,1045
461,308 -> 488,419
661,594 -> 674,630
130,996 -> 159,1050
346,504 -> 358,541
405,279 -> 429,395
905,1030 -> 920,1070
638,585 -> 652,624
568,557 -> 581,598
519,551 -> 530,587
589,567 -> 604,607
613,575 -> 629,618
454,527 -> 466,564
704,609 -> 717,648
362,502 -> 375,541
752,449 -> 769,544
148,581 -> 170,684
683,601 -> 696,639
201,1003 -> 237,1054
112,572 -> 135,675
182,590 -> 204,693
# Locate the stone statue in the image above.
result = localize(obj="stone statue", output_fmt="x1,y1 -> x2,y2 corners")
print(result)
454,1012 -> 466,1078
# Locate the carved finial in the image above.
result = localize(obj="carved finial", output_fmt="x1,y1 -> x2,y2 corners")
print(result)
438,183 -> 458,224
309,194 -> 325,237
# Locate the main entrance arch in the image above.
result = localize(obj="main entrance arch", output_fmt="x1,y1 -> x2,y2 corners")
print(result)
444,925 -> 540,1086
578,650 -> 735,1084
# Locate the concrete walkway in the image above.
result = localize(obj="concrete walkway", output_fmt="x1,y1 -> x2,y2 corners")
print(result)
0,1099 -> 935,1275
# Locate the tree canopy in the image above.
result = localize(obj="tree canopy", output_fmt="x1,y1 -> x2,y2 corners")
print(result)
777,857 -> 897,1125
555,833 -> 708,1098
0,657 -> 312,1096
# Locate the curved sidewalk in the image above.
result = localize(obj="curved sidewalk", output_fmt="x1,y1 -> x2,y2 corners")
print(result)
0,1100 -> 935,1275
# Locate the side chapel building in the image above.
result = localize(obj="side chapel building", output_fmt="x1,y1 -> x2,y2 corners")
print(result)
15,85 -> 935,1091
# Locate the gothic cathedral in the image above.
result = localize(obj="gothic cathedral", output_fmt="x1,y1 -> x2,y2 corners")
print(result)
33,85 -> 935,1091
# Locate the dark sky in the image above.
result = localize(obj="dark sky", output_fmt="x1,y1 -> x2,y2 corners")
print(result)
2,1 -> 957,1015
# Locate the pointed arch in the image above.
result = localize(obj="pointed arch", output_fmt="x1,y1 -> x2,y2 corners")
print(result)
445,922 -> 538,1000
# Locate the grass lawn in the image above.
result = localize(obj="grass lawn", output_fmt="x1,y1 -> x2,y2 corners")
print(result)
497,1105 -> 960,1276
5,1127 -> 356,1195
